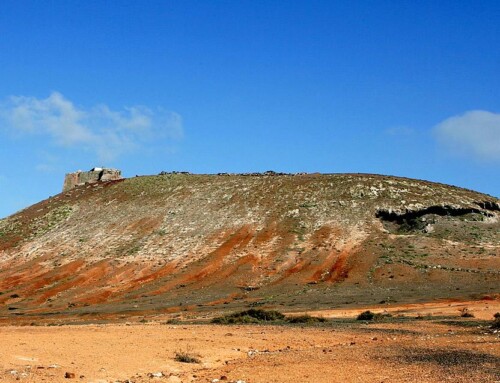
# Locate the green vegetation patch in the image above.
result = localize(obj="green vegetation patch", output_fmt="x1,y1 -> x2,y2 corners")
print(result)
31,205 -> 74,236
212,309 -> 286,324
211,309 -> 329,325
356,310 -> 393,321
286,314 -> 327,324
491,313 -> 500,330
0,218 -> 22,239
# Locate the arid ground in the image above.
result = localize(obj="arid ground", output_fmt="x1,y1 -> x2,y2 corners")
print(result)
1,300 -> 499,383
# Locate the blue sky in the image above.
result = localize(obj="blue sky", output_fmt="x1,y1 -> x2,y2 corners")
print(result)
0,0 -> 499,218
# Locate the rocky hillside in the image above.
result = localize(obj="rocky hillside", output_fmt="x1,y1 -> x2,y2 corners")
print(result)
0,173 -> 499,322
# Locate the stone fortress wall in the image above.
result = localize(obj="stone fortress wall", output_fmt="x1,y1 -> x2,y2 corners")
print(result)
63,168 -> 122,192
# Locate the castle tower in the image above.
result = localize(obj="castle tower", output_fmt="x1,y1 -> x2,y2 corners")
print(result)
62,168 -> 122,192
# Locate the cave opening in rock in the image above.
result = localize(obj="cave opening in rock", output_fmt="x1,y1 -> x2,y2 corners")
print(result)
376,205 -> 491,233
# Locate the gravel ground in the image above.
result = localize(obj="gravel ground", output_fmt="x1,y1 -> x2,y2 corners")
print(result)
1,302 -> 499,383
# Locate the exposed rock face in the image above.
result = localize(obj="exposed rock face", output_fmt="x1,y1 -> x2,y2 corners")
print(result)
63,168 -> 122,192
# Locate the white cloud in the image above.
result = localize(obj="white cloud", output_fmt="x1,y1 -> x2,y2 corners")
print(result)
0,92 -> 183,161
433,110 -> 500,161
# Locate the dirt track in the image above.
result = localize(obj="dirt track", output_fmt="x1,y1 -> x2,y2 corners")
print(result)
1,301 -> 499,383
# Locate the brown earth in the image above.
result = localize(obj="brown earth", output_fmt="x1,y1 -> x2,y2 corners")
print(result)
0,300 -> 499,383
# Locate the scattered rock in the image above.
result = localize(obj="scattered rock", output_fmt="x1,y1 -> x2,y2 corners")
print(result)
148,371 -> 164,378
64,372 -> 76,379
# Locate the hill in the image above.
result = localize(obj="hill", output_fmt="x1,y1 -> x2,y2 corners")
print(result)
0,173 -> 498,322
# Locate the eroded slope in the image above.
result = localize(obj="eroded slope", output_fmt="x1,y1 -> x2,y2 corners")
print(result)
0,173 -> 498,321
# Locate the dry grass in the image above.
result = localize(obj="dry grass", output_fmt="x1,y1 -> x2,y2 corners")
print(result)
174,349 -> 201,364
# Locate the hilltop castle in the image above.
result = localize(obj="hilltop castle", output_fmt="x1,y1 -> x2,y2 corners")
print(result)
63,167 -> 122,192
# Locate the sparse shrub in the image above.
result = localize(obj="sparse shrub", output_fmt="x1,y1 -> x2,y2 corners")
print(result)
246,309 -> 285,321
356,310 -> 392,321
174,350 -> 201,364
460,308 -> 474,318
165,318 -> 181,324
211,315 -> 260,324
491,313 -> 500,329
211,309 -> 330,325
286,314 -> 327,324
357,311 -> 375,320
211,309 -> 285,324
